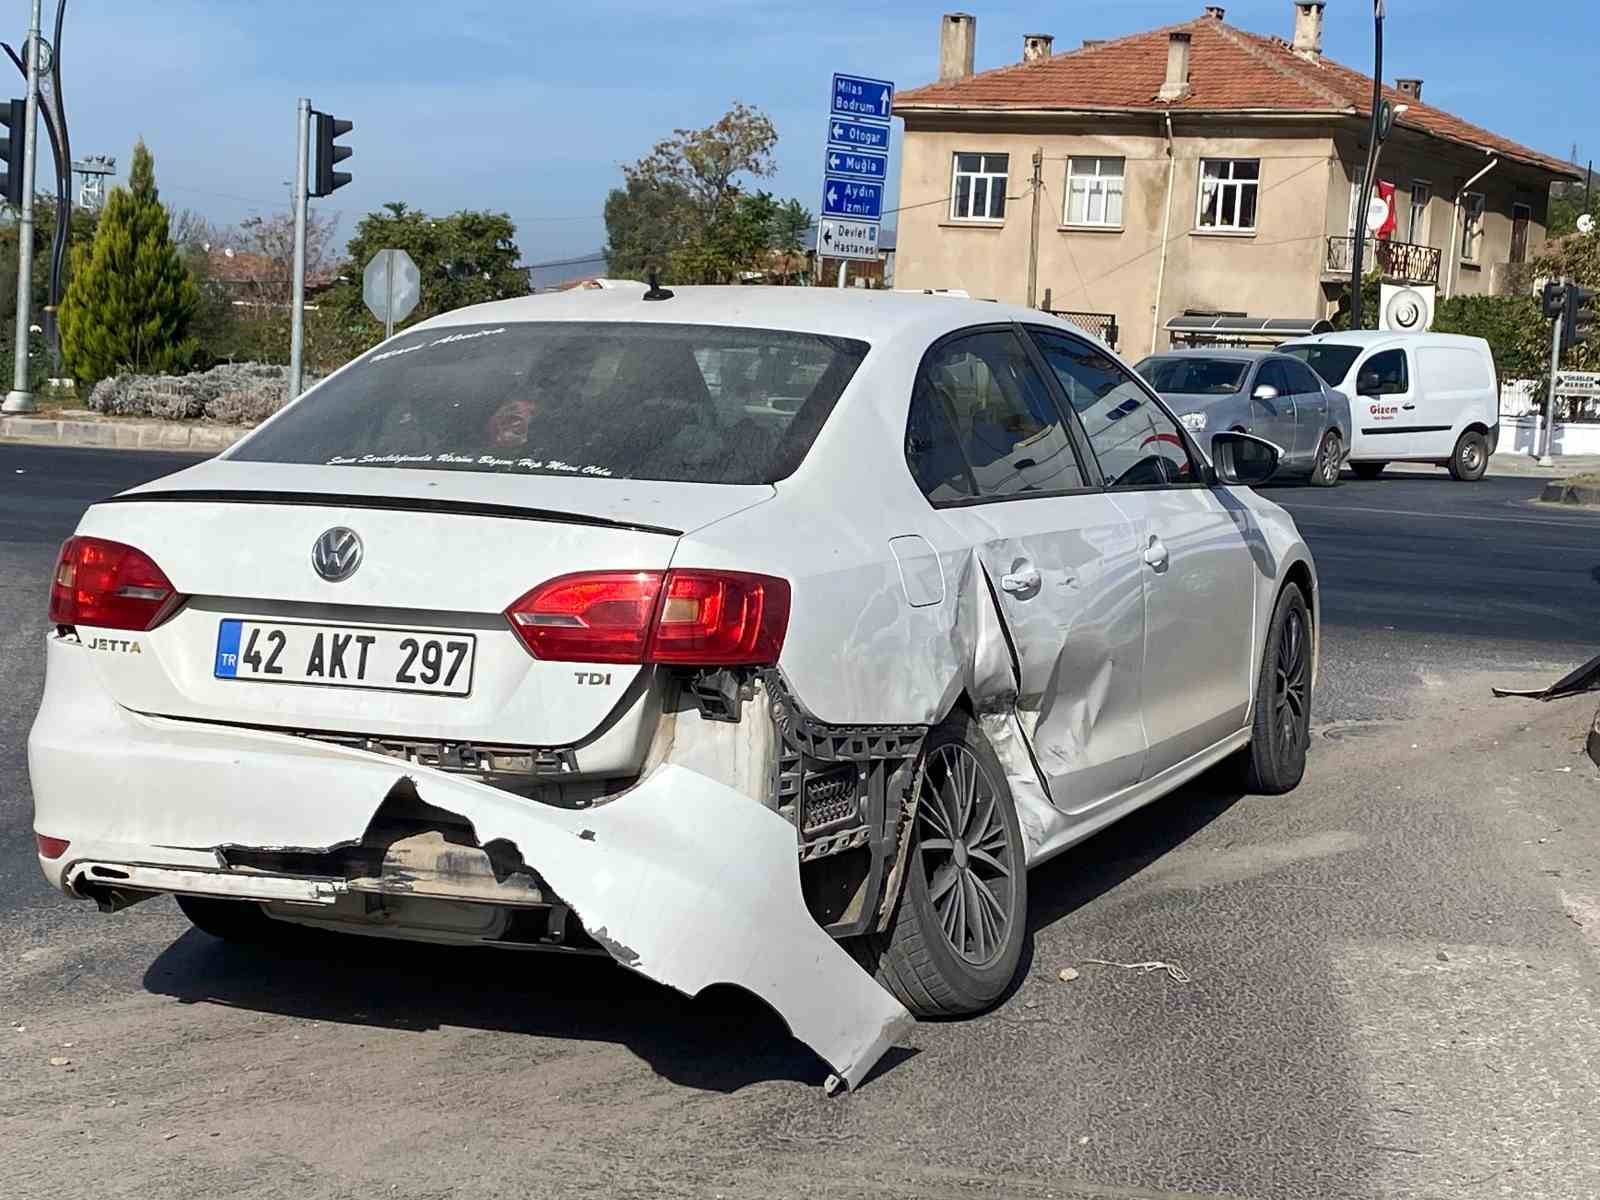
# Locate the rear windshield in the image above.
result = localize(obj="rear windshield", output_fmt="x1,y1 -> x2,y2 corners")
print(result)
1135,356 -> 1249,394
232,321 -> 870,484
1280,343 -> 1361,388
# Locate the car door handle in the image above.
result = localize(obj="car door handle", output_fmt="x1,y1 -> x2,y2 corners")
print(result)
1143,537 -> 1169,571
1401,403 -> 1416,410
1000,567 -> 1041,595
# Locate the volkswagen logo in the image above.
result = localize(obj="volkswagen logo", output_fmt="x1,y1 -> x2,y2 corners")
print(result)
311,527 -> 363,583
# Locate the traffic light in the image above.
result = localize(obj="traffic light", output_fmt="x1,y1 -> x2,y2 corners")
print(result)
1563,284 -> 1597,353
1543,279 -> 1568,320
312,111 -> 352,197
0,99 -> 25,208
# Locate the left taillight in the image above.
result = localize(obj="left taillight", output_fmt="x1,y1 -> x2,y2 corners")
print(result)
35,834 -> 70,860
49,536 -> 183,631
505,568 -> 790,667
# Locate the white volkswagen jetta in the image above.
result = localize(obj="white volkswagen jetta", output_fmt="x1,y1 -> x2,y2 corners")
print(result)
30,287 -> 1316,1089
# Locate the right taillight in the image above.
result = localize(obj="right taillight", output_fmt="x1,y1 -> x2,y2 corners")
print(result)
49,536 -> 183,631
505,569 -> 789,666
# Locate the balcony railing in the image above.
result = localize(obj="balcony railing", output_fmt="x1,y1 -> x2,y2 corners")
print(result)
1325,236 -> 1442,286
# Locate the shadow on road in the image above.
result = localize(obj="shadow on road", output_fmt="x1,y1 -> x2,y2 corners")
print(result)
142,925 -> 831,1093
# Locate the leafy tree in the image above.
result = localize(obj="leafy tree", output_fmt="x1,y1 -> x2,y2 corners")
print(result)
59,140 -> 198,383
605,102 -> 790,283
1529,222 -> 1600,371
1432,294 -> 1548,377
323,202 -> 528,346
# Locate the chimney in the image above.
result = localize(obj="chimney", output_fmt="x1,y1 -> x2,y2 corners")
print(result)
1158,31 -> 1193,102
1396,78 -> 1424,101
1292,1 -> 1325,61
1082,38 -> 1106,48
939,12 -> 976,81
1022,33 -> 1054,64
1204,5 -> 1225,18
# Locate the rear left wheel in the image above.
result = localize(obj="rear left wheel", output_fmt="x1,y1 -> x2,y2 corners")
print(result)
1310,430 -> 1342,487
856,713 -> 1027,1017
175,894 -> 281,943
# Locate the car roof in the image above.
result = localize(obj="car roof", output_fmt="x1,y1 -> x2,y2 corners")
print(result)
1281,330 -> 1489,350
415,285 -> 1104,351
1142,349 -> 1279,362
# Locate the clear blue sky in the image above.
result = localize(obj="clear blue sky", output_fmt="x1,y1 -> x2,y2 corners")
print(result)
60,0 -> 1594,271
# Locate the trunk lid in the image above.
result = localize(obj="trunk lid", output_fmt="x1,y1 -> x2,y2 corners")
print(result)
71,461 -> 771,759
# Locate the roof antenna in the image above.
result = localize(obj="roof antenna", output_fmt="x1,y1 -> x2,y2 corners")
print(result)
643,268 -> 674,302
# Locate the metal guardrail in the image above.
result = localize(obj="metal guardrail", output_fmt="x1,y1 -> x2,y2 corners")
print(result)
1325,236 -> 1442,286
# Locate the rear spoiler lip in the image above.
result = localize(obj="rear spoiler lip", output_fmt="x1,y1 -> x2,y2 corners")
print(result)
97,489 -> 684,538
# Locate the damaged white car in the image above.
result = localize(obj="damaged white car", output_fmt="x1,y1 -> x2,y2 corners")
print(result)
30,287 -> 1317,1090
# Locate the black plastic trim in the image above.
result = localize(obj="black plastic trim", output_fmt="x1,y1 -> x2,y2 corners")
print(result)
1359,425 -> 1450,436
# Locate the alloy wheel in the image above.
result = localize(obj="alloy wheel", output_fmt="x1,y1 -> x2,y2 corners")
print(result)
916,743 -> 1016,966
1319,435 -> 1341,483
1273,606 -> 1310,760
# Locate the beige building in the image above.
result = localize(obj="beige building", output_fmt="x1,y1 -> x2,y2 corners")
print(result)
892,4 -> 1580,356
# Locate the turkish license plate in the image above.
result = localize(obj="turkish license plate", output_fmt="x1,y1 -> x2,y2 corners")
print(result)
213,619 -> 476,696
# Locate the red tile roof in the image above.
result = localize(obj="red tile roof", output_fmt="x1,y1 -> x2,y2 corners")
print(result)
895,13 -> 1579,179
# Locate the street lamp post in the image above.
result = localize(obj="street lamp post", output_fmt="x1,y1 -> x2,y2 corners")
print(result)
2,0 -> 42,413
1348,0 -> 1385,331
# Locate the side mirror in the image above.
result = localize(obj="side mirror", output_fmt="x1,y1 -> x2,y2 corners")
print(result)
1251,383 -> 1279,402
1210,430 -> 1280,486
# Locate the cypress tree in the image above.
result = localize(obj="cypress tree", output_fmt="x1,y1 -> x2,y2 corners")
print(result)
60,139 -> 198,384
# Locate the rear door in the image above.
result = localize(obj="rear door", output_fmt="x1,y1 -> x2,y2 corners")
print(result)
1417,344 -> 1495,447
1283,358 -> 1330,462
906,326 -> 1149,806
1029,329 -> 1255,779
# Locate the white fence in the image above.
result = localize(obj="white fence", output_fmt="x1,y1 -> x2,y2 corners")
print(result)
1499,378 -> 1600,455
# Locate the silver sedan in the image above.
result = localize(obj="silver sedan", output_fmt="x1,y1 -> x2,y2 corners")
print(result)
1135,349 -> 1352,486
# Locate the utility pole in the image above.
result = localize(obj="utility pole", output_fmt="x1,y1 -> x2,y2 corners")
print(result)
1348,0 -> 1385,331
3,0 -> 43,414
287,97 -> 310,401
1027,147 -> 1042,309
836,258 -> 846,288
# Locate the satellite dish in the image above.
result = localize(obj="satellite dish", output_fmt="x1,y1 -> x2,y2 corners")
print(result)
1384,287 -> 1429,332
1579,213 -> 1597,236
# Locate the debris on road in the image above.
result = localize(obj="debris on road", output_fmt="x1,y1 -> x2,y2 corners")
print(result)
1057,967 -> 1080,982
48,1056 -> 71,1067
1492,652 -> 1600,701
1078,959 -> 1192,983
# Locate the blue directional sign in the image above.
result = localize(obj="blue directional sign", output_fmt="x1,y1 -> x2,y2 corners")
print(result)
825,149 -> 887,181
821,179 -> 884,221
831,73 -> 894,123
827,115 -> 890,153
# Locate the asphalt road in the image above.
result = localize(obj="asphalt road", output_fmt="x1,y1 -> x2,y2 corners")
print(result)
4,444 -> 1600,1199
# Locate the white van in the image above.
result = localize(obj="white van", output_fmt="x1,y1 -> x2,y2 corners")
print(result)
1278,332 -> 1499,481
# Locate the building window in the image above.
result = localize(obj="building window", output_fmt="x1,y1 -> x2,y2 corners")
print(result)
950,153 -> 1009,222
1065,156 -> 1125,227
1408,181 -> 1431,244
1197,159 -> 1259,231
1347,165 -> 1365,236
1511,202 -> 1531,265
1460,192 -> 1485,263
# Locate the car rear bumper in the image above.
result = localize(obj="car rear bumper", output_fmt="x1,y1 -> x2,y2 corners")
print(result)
28,635 -> 911,1091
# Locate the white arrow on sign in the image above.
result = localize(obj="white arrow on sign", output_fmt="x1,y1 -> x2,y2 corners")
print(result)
826,186 -> 838,206
832,122 -> 844,138
828,153 -> 840,170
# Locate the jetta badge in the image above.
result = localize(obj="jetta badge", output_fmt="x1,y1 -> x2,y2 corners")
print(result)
311,527 -> 363,582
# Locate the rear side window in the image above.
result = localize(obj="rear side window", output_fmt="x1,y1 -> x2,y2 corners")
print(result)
1030,329 -> 1195,488
232,322 -> 869,485
906,329 -> 1086,503
1357,349 -> 1409,396
1282,343 -> 1362,388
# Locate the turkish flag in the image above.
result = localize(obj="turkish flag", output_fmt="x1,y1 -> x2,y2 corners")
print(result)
1373,180 -> 1398,240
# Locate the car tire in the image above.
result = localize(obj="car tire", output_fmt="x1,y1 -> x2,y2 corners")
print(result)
1448,430 -> 1489,481
1310,431 -> 1342,487
1350,461 -> 1386,480
175,894 -> 281,943
1242,583 -> 1313,795
855,711 -> 1027,1017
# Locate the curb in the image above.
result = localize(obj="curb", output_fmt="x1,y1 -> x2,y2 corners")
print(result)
1539,480 -> 1600,508
0,415 -> 248,452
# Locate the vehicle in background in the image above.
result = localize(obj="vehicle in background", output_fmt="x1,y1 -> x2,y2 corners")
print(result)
1278,332 -> 1499,482
1134,350 -> 1351,487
